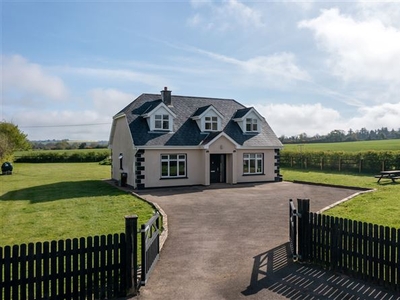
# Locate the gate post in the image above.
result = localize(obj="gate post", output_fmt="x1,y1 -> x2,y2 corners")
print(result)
297,199 -> 310,262
125,215 -> 138,296
289,199 -> 297,259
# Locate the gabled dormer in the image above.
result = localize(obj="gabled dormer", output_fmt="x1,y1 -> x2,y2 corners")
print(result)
233,107 -> 263,133
191,105 -> 224,132
141,101 -> 176,132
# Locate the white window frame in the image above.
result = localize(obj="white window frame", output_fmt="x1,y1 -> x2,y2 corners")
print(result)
161,154 -> 187,178
246,118 -> 258,132
243,153 -> 263,175
205,116 -> 218,131
155,114 -> 170,130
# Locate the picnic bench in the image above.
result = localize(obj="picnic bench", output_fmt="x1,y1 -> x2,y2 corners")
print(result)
375,170 -> 400,183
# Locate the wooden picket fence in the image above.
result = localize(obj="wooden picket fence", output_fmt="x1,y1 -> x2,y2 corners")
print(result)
1,214 -> 160,299
0,234 -> 127,300
291,199 -> 400,291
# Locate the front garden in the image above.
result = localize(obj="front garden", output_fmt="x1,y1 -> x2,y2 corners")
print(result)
281,168 -> 400,228
0,163 -> 154,246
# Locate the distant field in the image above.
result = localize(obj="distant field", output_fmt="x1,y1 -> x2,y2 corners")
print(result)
283,139 -> 400,152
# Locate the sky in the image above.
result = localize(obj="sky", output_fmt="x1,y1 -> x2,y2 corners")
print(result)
1,0 -> 400,141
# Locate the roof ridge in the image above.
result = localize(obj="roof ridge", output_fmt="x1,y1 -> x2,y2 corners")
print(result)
142,93 -> 236,102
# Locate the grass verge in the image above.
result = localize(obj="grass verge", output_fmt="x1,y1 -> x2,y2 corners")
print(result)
281,168 -> 400,228
0,163 -> 154,246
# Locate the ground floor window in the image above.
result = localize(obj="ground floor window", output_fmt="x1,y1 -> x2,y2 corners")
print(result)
243,153 -> 263,174
161,154 -> 186,178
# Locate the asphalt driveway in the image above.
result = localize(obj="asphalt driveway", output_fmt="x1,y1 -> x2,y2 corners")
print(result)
134,182 -> 399,300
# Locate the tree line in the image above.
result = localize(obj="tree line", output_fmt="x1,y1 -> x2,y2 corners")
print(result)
0,121 -> 108,163
280,127 -> 400,144
31,140 -> 108,151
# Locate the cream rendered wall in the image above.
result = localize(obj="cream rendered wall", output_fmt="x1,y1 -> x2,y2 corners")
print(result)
207,135 -> 236,154
110,117 -> 135,187
236,149 -> 276,183
143,149 -> 205,188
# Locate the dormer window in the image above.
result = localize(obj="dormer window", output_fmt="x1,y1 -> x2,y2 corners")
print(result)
246,118 -> 258,132
155,114 -> 169,130
191,105 -> 223,132
141,101 -> 176,132
233,107 -> 263,133
205,116 -> 218,131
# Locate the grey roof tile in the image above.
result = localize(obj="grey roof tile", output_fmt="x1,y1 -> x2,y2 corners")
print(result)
116,93 -> 282,148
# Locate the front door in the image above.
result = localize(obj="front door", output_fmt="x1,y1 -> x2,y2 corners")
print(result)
210,154 -> 226,183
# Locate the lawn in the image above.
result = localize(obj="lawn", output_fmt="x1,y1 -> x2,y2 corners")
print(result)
283,139 -> 400,152
281,168 -> 400,228
0,163 -> 154,246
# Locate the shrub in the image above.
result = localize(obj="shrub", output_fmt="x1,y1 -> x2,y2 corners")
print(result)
15,150 -> 110,163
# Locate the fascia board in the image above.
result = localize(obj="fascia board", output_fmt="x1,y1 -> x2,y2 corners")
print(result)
138,145 -> 204,150
202,132 -> 240,149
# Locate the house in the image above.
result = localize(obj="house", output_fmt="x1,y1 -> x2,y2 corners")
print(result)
109,87 -> 283,189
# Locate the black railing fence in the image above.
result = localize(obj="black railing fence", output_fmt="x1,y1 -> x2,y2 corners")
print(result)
290,199 -> 400,291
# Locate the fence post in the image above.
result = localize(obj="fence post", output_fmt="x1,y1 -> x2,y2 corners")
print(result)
125,215 -> 138,297
297,199 -> 310,262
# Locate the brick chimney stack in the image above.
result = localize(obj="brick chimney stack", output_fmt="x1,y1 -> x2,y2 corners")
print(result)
161,87 -> 172,106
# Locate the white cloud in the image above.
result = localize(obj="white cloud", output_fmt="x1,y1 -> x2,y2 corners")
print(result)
16,110 -> 111,141
191,47 -> 310,87
298,8 -> 400,82
60,66 -> 166,88
2,55 -> 68,101
188,0 -> 265,31
347,102 -> 400,130
244,53 -> 311,83
12,88 -> 136,140
89,88 -> 135,115
356,1 -> 400,28
255,101 -> 400,137
255,103 -> 342,137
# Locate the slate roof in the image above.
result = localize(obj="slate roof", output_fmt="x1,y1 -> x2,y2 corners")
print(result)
233,107 -> 252,119
115,93 -> 283,148
191,105 -> 212,117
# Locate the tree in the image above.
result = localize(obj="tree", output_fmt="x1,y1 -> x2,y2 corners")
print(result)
0,121 -> 31,161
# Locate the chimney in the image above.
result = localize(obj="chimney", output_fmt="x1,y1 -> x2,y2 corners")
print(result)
161,87 -> 172,106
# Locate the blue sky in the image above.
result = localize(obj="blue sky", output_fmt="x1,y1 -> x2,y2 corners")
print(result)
2,0 -> 400,140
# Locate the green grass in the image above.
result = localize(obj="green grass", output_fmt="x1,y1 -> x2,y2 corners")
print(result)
281,168 -> 400,228
0,163 -> 154,246
283,139 -> 400,152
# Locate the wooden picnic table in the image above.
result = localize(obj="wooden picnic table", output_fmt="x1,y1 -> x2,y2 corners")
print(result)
375,170 -> 400,183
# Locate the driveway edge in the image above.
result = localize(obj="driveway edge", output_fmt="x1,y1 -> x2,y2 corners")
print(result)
290,180 -> 376,214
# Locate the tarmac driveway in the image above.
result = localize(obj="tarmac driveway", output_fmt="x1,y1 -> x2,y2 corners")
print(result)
135,182 -> 399,300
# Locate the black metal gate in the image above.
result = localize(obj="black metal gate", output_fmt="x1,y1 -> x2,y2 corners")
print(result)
289,198 -> 310,261
140,212 -> 160,286
289,199 -> 297,259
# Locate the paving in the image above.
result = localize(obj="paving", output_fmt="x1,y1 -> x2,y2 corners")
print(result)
132,182 -> 399,300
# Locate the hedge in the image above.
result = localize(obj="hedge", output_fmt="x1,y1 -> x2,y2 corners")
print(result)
14,150 -> 110,163
280,150 -> 400,173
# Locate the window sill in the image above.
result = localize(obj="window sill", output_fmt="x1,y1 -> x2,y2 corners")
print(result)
160,176 -> 188,180
150,130 -> 171,133
243,173 -> 265,176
